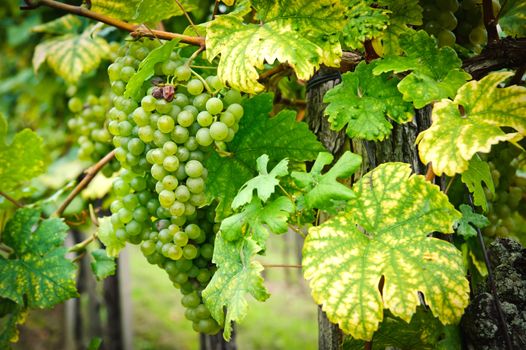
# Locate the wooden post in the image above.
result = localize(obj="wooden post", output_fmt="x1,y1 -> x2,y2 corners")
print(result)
199,329 -> 237,350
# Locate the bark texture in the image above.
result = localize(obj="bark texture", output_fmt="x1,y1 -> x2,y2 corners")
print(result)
200,330 -> 237,350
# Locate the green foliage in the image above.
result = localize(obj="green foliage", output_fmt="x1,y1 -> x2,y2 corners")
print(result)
232,155 -> 288,209
0,303 -> 25,349
32,15 -> 83,35
90,249 -> 116,281
324,61 -> 414,140
291,151 -> 360,211
206,0 -> 345,93
202,234 -> 269,341
417,72 -> 526,176
205,94 -> 324,219
97,216 -> 126,257
33,22 -> 111,84
461,156 -> 495,212
124,39 -> 178,101
373,30 -> 471,108
341,0 -> 390,50
303,163 -> 466,340
90,0 -> 197,24
0,208 -> 78,308
499,0 -> 526,37
455,205 -> 490,239
376,0 -> 422,55
0,114 -> 47,198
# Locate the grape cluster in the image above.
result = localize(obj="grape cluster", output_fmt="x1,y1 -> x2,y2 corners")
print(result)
483,144 -> 526,241
104,38 -> 244,334
67,92 -> 121,177
420,0 -> 459,47
454,0 -> 500,50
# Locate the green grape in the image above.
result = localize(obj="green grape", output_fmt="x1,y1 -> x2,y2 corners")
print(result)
209,121 -> 229,141
177,110 -> 195,127
206,97 -> 223,115
187,79 -> 204,96
438,30 -> 456,47
186,177 -> 205,194
174,231 -> 189,246
185,160 -> 204,178
223,89 -> 242,105
163,155 -> 180,172
176,65 -> 192,81
469,26 -> 487,45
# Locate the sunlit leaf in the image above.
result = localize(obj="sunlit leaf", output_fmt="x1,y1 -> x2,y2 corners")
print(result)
499,0 -> 526,37
91,0 -> 197,24
90,249 -> 116,280
460,155 -> 495,212
97,217 -> 126,257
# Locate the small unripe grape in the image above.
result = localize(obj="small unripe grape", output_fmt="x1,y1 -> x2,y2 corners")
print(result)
209,121 -> 229,141
176,65 -> 192,81
206,98 -> 223,115
187,79 -> 204,96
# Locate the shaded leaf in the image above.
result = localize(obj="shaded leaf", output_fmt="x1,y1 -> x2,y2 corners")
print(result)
0,303 -> 26,349
499,0 -> 526,37
206,0 -> 345,93
292,151 -> 361,211
461,155 -> 495,212
455,204 -> 490,239
202,235 -> 269,341
0,208 -> 78,308
373,30 -> 471,108
232,155 -> 288,209
90,249 -> 116,280
376,0 -> 422,55
303,163 -> 466,340
417,71 -> 526,176
205,94 -> 325,219
97,217 -> 126,257
324,60 -> 414,140
342,1 -> 390,50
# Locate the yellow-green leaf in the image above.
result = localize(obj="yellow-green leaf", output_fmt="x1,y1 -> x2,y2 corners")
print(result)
32,15 -> 83,35
303,163 -> 466,341
33,26 -> 111,84
499,0 -> 526,37
417,72 -> 526,176
376,0 -> 422,55
97,217 -> 126,257
206,0 -> 346,93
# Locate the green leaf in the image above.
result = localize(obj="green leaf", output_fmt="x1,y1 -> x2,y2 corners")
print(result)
376,0 -> 422,55
206,0 -> 345,93
373,30 -> 471,108
125,39 -> 178,101
324,60 -> 414,140
416,71 -> 526,176
292,151 -> 361,211
455,205 -> 490,239
0,116 -> 47,198
32,15 -> 83,35
87,337 -> 103,350
221,196 -> 294,246
0,208 -> 78,308
202,235 -> 270,341
205,93 -> 325,219
303,163 -> 466,341
499,0 -> 526,37
0,304 -> 25,349
342,1 -> 390,50
461,156 -> 495,212
231,155 -> 288,209
91,0 -> 197,24
33,26 -> 111,84
97,217 -> 126,258
90,249 -> 116,281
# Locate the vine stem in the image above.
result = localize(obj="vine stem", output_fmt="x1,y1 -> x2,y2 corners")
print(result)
482,0 -> 499,44
69,233 -> 97,253
21,0 -> 205,46
467,195 -> 513,350
262,263 -> 302,269
174,0 -> 199,36
425,164 -> 435,182
0,191 -> 23,208
55,150 -> 115,218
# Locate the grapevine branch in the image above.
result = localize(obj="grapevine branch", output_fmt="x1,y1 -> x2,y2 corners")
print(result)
55,150 -> 116,218
21,0 -> 205,46
0,191 -> 23,208
482,0 -> 499,44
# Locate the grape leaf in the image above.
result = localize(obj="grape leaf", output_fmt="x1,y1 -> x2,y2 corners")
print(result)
124,39 -> 178,101
202,234 -> 269,341
455,205 -> 490,239
0,115 -> 47,198
0,304 -> 25,349
32,15 -> 83,35
0,208 -> 78,308
461,156 -> 495,212
499,0 -> 526,37
376,0 -> 422,55
90,0 -> 197,24
373,30 -> 471,108
303,163 -> 466,341
291,151 -> 361,211
206,0 -> 345,93
324,60 -> 414,140
341,0 -> 390,50
416,71 -> 526,176
33,26 -> 111,84
221,196 -> 294,246
97,217 -> 126,258
231,155 -> 288,209
90,249 -> 116,281
205,93 -> 325,220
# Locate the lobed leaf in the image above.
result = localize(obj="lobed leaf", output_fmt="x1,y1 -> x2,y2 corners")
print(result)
303,163 -> 466,340
90,249 -> 116,281
455,205 -> 490,239
376,0 -> 422,55
32,15 -> 83,35
0,208 -> 78,309
460,156 -> 495,212
417,71 -> 526,176
373,30 -> 471,108
324,60 -> 414,140
341,0 -> 390,50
